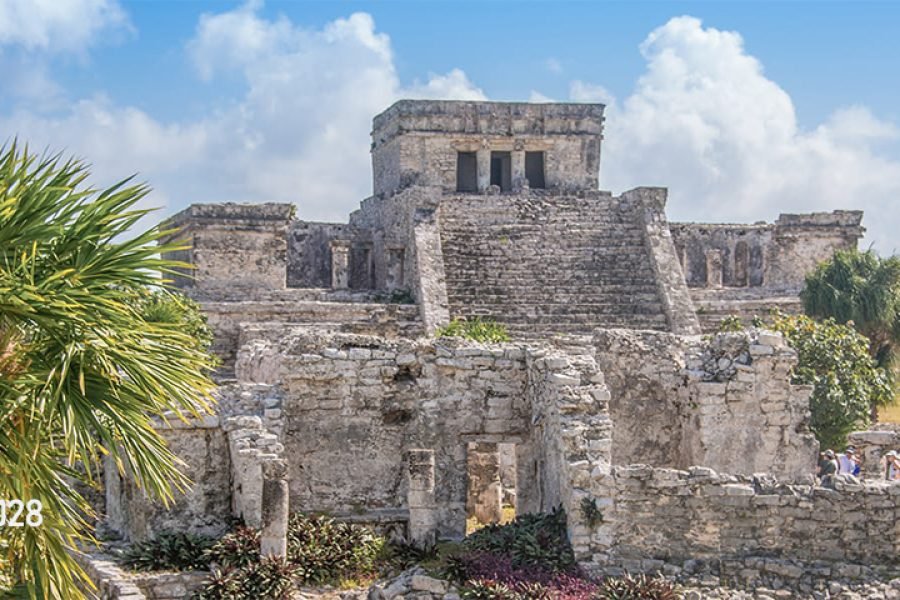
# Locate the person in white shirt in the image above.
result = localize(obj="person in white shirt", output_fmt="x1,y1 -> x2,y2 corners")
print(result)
838,447 -> 859,476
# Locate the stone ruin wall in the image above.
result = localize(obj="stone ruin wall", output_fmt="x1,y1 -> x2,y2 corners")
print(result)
671,211 -> 864,331
601,466 -> 900,587
103,318 -> 900,583
594,329 -> 817,481
104,415 -> 232,542
577,330 -> 900,583
235,330 -> 537,539
671,211 -> 863,293
849,426 -> 900,480
160,203 -> 294,294
143,98 -> 891,589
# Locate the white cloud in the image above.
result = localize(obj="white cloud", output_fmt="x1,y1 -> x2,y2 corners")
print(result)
0,0 -> 129,53
2,5 -> 485,223
569,81 -> 615,107
405,69 -> 486,101
594,16 -> 900,253
542,58 -> 562,74
529,90 -> 555,103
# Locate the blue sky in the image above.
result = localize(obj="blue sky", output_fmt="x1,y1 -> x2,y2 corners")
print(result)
1,0 -> 899,252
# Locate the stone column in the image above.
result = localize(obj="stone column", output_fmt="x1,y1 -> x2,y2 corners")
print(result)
260,459 -> 289,558
705,249 -> 724,288
467,442 -> 502,525
386,247 -> 405,292
476,146 -> 491,193
330,240 -> 351,290
407,449 -> 437,548
511,148 -> 526,191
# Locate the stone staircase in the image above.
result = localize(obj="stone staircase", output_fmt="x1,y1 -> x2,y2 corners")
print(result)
438,193 -> 669,336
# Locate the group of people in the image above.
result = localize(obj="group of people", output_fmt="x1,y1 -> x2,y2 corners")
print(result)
817,446 -> 900,483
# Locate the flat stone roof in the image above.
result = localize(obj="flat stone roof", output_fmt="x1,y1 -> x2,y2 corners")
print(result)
372,99 -> 605,140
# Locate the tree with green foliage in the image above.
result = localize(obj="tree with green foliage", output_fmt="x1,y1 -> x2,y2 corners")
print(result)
771,312 -> 892,450
802,249 -> 900,375
0,143 -> 217,598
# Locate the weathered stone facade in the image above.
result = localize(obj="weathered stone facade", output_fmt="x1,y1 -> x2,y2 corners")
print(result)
671,211 -> 864,331
97,99 -> 895,594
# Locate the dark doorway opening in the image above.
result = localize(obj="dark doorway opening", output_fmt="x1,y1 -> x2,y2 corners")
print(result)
457,152 -> 477,192
466,441 -> 517,534
490,151 -> 512,192
525,151 -> 545,189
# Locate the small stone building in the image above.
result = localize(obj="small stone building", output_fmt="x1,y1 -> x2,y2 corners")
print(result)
103,100 -> 898,591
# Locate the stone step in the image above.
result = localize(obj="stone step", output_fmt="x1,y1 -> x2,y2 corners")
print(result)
438,194 -> 668,336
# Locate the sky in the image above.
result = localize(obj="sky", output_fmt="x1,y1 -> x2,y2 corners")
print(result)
1,0 -> 898,253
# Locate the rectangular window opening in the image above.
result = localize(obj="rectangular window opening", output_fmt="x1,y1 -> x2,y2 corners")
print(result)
525,151 -> 545,189
490,151 -> 512,192
456,152 -> 477,192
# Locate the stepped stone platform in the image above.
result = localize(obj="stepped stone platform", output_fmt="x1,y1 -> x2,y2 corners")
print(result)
439,192 -> 669,335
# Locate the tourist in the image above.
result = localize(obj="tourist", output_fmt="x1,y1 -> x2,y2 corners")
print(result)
818,449 -> 838,484
885,451 -> 900,481
838,447 -> 860,476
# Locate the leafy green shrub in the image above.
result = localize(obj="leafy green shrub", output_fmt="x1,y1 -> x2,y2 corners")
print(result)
192,557 -> 296,600
772,312 -> 892,450
436,317 -> 511,343
596,572 -> 679,599
717,315 -> 744,332
463,508 -> 574,573
287,514 -> 384,584
120,532 -> 214,572
206,527 -> 260,569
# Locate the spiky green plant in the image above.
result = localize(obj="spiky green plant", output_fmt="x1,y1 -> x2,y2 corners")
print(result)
435,317 -> 511,343
0,142 -> 217,598
802,249 -> 900,373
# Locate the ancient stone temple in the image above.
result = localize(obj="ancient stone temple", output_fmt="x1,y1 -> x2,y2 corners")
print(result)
103,100 -> 898,591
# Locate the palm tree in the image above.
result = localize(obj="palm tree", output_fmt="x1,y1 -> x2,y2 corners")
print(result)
0,143 -> 217,598
802,248 -> 900,416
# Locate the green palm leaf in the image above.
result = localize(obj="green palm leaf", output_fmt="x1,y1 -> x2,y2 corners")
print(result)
0,141 -> 217,598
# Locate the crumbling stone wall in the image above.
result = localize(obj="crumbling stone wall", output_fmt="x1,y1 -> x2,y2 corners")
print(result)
670,223 -> 772,289
671,210 -> 863,293
223,415 -> 285,529
104,416 -> 231,541
848,426 -> 900,479
198,295 -> 422,369
593,466 -> 900,586
370,100 -> 604,197
160,203 -> 293,292
237,331 -> 532,539
286,221 -> 352,288
525,350 -> 615,563
593,329 -> 688,467
595,329 -> 817,481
